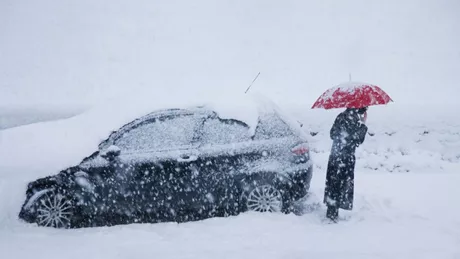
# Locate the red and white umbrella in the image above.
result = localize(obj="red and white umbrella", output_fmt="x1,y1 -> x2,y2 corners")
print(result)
311,82 -> 393,109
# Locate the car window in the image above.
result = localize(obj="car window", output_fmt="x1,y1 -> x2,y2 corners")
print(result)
254,114 -> 294,140
200,117 -> 251,145
113,114 -> 200,152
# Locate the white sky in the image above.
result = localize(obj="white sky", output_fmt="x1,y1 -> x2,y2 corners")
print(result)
0,0 -> 459,109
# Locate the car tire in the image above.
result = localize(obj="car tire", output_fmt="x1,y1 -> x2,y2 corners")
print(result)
240,174 -> 287,213
34,189 -> 75,228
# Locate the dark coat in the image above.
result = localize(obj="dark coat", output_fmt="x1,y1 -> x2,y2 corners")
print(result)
324,109 -> 368,210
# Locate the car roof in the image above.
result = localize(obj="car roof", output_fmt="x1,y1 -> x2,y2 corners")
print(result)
97,105 -> 294,150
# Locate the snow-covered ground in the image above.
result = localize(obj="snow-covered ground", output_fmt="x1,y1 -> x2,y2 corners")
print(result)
1,101 -> 459,259
2,174 -> 459,259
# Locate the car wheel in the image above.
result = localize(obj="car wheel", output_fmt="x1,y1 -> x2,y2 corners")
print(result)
241,183 -> 283,213
35,191 -> 74,228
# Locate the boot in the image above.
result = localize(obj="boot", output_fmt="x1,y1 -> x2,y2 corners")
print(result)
326,205 -> 339,222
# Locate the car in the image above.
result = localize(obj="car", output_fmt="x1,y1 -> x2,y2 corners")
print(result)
18,104 -> 313,228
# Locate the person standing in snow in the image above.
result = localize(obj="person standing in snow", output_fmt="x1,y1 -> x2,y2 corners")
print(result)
324,107 -> 368,222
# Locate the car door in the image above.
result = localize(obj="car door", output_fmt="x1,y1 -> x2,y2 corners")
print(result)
194,114 -> 254,216
110,111 -> 205,223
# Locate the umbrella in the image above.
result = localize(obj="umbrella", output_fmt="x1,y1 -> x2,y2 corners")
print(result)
311,82 -> 393,109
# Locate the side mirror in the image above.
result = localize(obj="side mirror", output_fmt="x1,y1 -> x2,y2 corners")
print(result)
101,145 -> 121,161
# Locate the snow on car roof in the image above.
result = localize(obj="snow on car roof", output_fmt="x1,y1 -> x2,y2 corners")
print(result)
0,91 -> 287,177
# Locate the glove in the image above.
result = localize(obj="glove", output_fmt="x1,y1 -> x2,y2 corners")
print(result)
360,111 -> 367,124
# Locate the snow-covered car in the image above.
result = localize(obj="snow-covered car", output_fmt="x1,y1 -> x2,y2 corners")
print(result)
18,101 -> 313,228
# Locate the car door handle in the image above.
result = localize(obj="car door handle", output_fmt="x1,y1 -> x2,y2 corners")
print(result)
177,155 -> 198,162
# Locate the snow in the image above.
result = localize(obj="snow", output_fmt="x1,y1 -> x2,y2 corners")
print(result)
333,81 -> 376,90
0,107 -> 80,130
22,189 -> 53,210
105,145 -> 121,153
311,82 -> 362,108
324,82 -> 378,98
1,0 -> 460,258
204,95 -> 260,136
75,175 -> 95,192
1,103 -> 460,259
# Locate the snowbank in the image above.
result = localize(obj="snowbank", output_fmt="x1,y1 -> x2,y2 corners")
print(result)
0,107 -> 81,130
292,103 -> 460,174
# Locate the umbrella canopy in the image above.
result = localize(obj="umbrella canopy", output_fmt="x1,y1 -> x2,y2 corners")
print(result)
311,82 -> 393,109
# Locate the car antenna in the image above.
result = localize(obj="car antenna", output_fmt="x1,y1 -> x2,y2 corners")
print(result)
244,72 -> 261,94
